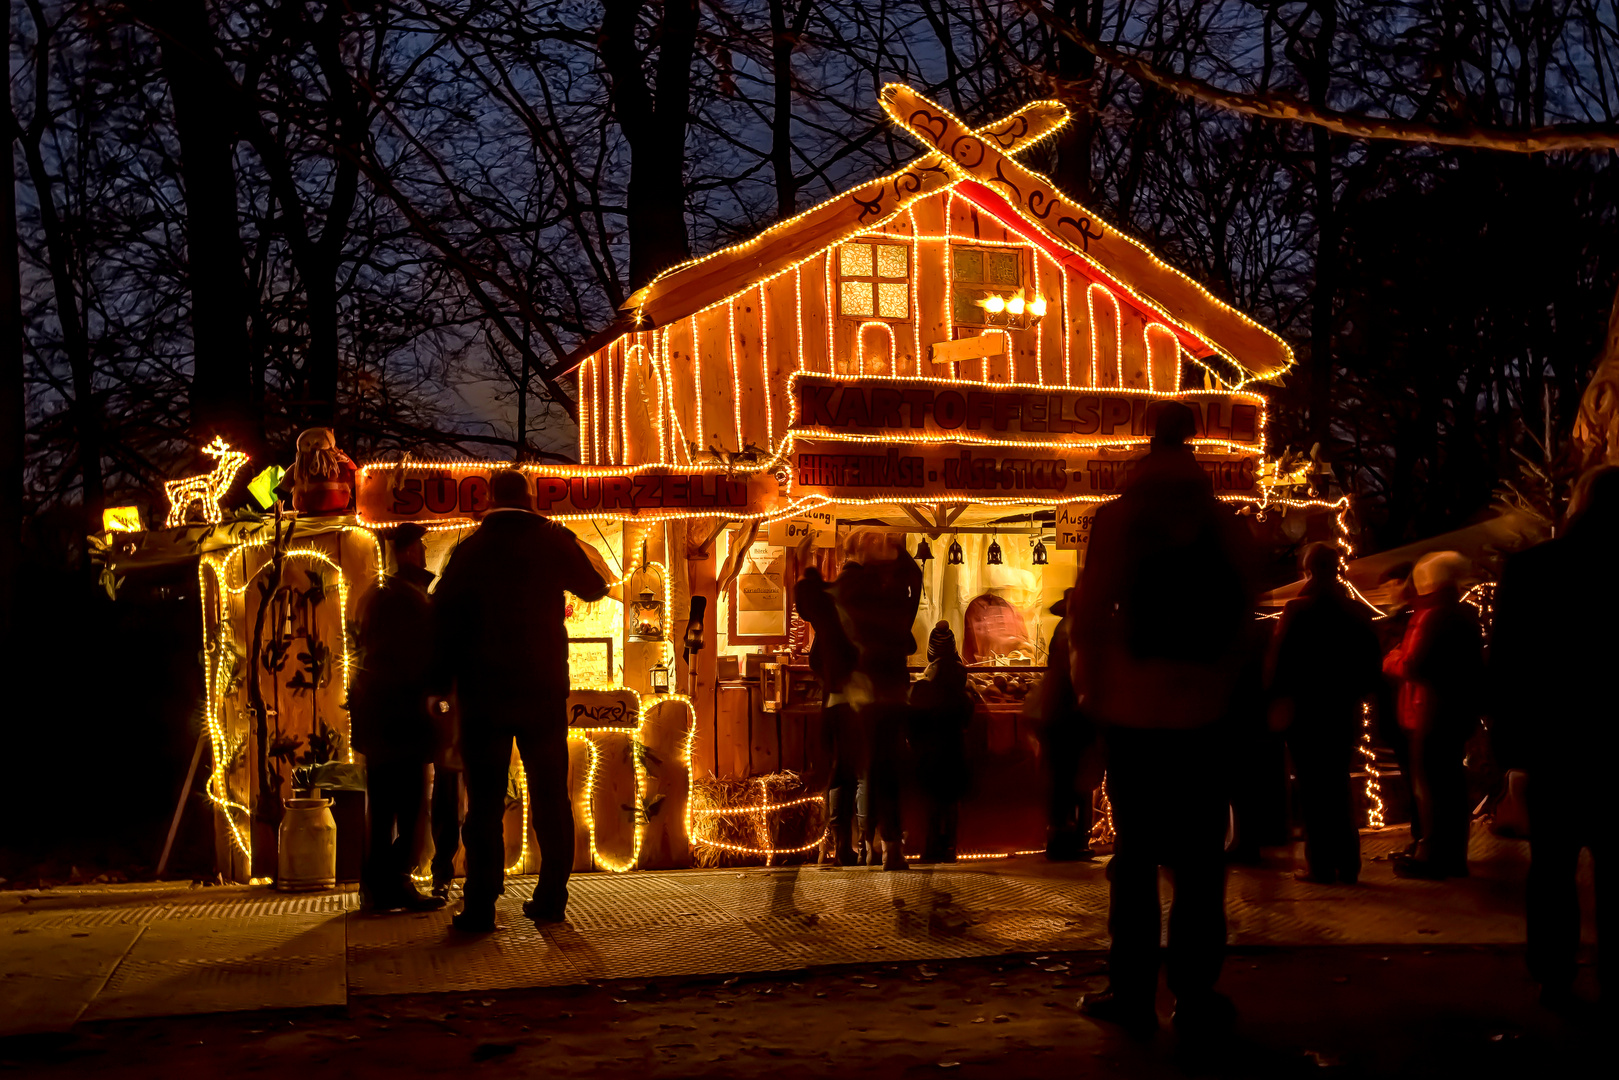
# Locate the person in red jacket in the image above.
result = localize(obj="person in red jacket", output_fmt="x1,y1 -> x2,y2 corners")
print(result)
1382,550 -> 1483,880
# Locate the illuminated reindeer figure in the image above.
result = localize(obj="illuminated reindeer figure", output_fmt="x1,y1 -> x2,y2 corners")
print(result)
164,436 -> 249,527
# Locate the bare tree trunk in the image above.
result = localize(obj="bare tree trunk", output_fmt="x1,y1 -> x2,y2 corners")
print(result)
139,0 -> 258,452
601,0 -> 698,288
301,3 -> 364,428
1307,3 -> 1338,447
0,26 -> 23,629
768,0 -> 812,219
16,2 -> 102,536
1052,0 -> 1101,203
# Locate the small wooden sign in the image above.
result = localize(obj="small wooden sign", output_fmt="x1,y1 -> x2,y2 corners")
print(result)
766,508 -> 836,547
928,334 -> 1007,366
1054,503 -> 1099,551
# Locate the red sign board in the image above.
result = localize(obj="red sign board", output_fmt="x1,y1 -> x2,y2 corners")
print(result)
789,374 -> 1264,448
357,465 -> 779,524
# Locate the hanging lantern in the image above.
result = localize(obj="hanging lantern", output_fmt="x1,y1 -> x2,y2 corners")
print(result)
987,537 -> 1003,565
650,665 -> 671,695
629,588 -> 665,641
915,537 -> 934,563
627,540 -> 666,642
947,539 -> 964,565
1031,538 -> 1048,565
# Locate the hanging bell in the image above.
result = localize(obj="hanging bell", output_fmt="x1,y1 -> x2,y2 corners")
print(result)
947,539 -> 964,565
1031,538 -> 1048,565
987,537 -> 1003,565
914,537 -> 933,562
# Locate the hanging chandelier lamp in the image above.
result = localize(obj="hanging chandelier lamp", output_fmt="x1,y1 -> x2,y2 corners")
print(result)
987,537 -> 1003,565
947,538 -> 964,565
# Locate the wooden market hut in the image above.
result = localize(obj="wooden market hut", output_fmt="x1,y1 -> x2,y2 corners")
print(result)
120,85 -> 1341,884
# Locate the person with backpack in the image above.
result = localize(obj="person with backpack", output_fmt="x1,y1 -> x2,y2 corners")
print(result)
1070,402 -> 1259,1041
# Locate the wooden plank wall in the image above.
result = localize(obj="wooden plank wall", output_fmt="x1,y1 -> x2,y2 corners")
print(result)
583,186 -> 1201,467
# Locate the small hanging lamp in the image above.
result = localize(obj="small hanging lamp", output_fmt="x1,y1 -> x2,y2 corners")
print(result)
626,540 -> 666,642
987,537 -> 1003,565
650,664 -> 671,695
947,538 -> 964,565
1031,538 -> 1048,565
915,537 -> 934,563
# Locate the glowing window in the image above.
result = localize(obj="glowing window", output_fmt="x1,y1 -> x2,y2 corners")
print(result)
952,245 -> 1022,326
838,241 -> 909,320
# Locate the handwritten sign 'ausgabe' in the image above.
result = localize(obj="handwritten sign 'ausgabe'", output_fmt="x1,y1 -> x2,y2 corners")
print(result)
790,374 -> 1262,447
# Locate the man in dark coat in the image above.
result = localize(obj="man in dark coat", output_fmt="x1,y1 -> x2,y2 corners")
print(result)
433,470 -> 611,932
908,622 -> 978,863
1070,402 -> 1257,1040
352,524 -> 445,913
1037,590 -> 1099,861
1267,543 -> 1384,884
1493,464 -> 1619,1007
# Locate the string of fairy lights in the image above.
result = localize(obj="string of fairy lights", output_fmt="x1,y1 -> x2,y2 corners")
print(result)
165,85 -> 1410,884
579,185 -> 1255,469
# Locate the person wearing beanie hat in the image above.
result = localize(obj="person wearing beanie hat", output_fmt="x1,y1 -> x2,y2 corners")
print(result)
908,622 -> 979,862
352,523 -> 445,914
1382,549 -> 1483,880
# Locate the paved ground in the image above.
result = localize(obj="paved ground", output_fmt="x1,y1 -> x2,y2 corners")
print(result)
3,823 -> 1584,1041
1,947 -> 1606,1078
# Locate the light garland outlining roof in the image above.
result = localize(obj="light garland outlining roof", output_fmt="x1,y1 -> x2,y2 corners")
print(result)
615,84 -> 1292,385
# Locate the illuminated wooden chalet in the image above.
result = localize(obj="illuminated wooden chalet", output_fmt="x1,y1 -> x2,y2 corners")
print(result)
119,86 -> 1337,885
573,84 -> 1292,470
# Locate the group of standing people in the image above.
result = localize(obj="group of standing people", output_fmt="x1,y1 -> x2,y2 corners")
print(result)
1053,402 -> 1609,1035
347,412 -> 1605,1017
350,469 -> 611,932
794,551 -> 981,868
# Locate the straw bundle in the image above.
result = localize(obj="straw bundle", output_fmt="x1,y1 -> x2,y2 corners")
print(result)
688,771 -> 826,868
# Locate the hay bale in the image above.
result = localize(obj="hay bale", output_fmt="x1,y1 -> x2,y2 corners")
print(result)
689,771 -> 826,868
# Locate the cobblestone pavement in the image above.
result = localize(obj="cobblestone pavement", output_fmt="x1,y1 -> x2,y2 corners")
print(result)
0,825 -> 1575,1037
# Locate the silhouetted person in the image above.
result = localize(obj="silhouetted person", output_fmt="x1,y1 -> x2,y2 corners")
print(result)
1493,464 -> 1619,1007
433,470 -> 611,932
1267,543 -> 1384,884
1037,590 -> 1099,861
908,622 -> 977,863
1071,402 -> 1257,1040
832,549 -> 923,869
796,565 -> 863,866
352,524 -> 445,913
429,725 -> 463,902
1383,550 -> 1482,879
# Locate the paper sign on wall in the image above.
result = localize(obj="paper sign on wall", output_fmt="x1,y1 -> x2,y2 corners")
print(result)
767,508 -> 837,547
1055,503 -> 1099,551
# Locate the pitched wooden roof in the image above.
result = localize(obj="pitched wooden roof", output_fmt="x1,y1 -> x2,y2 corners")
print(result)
616,86 -> 1294,384
619,99 -> 1069,328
